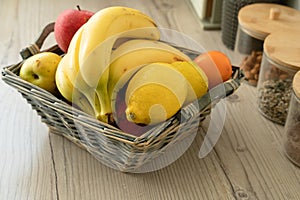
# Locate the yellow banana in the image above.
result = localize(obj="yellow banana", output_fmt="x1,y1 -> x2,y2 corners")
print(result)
78,6 -> 160,68
62,53 -> 97,111
59,25 -> 103,119
125,63 -> 188,125
55,55 -> 95,116
79,37 -> 119,122
74,6 -> 160,123
78,7 -> 160,88
56,54 -> 101,117
108,39 -> 191,111
67,24 -> 85,72
55,55 -> 74,102
57,24 -> 100,114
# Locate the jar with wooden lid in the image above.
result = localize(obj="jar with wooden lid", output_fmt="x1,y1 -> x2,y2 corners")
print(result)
257,31 -> 300,125
221,0 -> 281,50
235,3 -> 300,86
283,71 -> 300,167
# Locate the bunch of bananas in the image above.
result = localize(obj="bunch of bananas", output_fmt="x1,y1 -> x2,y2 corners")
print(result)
55,6 -> 208,126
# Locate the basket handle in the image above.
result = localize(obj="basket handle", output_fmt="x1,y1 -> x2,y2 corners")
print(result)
20,22 -> 64,59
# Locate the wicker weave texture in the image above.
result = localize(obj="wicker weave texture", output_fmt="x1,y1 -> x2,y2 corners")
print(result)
1,37 -> 242,172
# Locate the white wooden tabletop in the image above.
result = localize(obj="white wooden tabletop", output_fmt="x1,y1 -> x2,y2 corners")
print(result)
1,0 -> 299,199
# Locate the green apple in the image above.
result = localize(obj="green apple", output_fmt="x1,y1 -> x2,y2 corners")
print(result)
19,52 -> 62,95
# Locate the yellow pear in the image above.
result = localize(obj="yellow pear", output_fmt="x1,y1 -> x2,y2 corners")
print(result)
19,52 -> 61,95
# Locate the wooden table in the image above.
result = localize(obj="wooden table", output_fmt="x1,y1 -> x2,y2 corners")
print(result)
1,0 -> 299,199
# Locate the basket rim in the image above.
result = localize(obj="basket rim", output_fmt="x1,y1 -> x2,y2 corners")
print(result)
1,20 -> 243,147
1,59 -> 242,145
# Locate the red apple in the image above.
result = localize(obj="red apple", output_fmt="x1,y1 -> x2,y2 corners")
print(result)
54,6 -> 94,52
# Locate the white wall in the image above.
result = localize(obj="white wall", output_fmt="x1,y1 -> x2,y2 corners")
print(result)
286,0 -> 300,10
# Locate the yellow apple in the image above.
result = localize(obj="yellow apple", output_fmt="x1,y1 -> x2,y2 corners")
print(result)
19,52 -> 62,95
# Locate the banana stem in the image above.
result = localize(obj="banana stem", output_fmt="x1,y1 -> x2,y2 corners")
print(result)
95,88 -> 112,123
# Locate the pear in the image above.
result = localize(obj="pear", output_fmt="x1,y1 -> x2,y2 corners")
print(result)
19,52 -> 62,95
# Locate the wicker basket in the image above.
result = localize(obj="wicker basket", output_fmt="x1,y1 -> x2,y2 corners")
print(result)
1,23 -> 243,172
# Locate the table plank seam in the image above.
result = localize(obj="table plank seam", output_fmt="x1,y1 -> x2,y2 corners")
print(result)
213,148 -> 238,200
48,133 -> 60,200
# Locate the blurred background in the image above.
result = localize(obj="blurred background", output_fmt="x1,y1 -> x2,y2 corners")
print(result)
190,0 -> 299,49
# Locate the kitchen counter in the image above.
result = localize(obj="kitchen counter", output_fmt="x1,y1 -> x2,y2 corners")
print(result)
1,0 -> 299,199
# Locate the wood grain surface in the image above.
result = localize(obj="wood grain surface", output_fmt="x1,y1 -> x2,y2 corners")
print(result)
0,0 -> 299,199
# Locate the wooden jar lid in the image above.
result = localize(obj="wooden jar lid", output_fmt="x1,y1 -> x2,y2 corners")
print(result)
294,71 -> 300,99
264,31 -> 300,71
238,3 -> 300,40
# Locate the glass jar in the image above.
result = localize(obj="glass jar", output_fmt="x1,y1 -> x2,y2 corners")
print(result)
235,25 -> 264,86
221,0 -> 282,50
283,71 -> 300,167
235,3 -> 300,86
257,32 -> 300,125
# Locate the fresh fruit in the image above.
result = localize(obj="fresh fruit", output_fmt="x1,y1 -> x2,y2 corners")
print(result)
55,66 -> 95,116
78,6 -> 160,66
113,61 -> 208,127
66,24 -> 85,72
19,52 -> 61,95
169,61 -> 208,104
55,54 -> 74,102
113,83 -> 153,136
125,63 -> 188,125
54,5 -> 94,52
62,6 -> 160,123
194,51 -> 232,89
108,39 -> 191,107
57,24 -> 100,115
55,54 -> 101,117
56,6 -> 210,128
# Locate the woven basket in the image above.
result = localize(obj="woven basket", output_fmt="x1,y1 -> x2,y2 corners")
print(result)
1,23 -> 243,172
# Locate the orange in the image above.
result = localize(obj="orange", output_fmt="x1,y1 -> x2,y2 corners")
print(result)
194,51 -> 232,89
